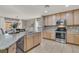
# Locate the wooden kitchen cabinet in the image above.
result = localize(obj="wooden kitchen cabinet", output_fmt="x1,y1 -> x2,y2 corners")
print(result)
47,32 -> 51,39
43,31 -> 47,38
52,15 -> 56,25
44,16 -> 48,26
67,33 -> 74,44
24,35 -> 33,51
67,31 -> 79,45
44,15 -> 56,26
74,35 -> 79,45
8,43 -> 16,53
33,33 -> 39,46
0,43 -> 16,53
66,11 -> 74,25
56,13 -> 61,20
47,15 -> 53,26
43,31 -> 54,40
60,13 -> 66,20
51,31 -> 55,40
74,10 -> 79,25
33,33 -> 41,46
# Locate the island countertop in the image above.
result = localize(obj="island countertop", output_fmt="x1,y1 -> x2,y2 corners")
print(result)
0,32 -> 26,50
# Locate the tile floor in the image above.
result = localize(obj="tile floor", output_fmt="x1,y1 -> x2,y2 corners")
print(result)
28,39 -> 79,53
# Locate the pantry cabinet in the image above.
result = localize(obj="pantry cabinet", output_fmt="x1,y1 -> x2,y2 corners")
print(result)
74,10 -> 79,25
66,11 -> 74,25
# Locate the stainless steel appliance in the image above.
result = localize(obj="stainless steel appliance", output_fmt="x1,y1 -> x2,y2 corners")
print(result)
55,28 -> 67,43
55,20 -> 67,44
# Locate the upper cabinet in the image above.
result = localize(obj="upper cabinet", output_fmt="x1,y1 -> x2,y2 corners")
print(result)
44,15 -> 56,26
66,11 -> 74,25
43,9 -> 79,26
47,15 -> 52,26
56,13 -> 61,20
52,15 -> 56,25
60,13 -> 66,20
44,16 -> 48,26
74,10 -> 79,25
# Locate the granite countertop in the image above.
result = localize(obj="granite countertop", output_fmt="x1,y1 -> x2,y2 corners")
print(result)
0,32 -> 26,50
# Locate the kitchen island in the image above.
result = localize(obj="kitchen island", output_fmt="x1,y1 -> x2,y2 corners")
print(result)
0,32 -> 26,53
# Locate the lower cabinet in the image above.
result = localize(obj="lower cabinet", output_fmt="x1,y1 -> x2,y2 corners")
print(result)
33,33 -> 41,46
8,43 -> 16,53
67,33 -> 74,43
0,43 -> 16,53
17,32 -> 41,52
43,31 -> 55,40
67,33 -> 79,45
24,35 -> 33,51
74,35 -> 79,44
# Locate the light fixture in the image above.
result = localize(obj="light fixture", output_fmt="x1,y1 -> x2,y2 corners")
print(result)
65,5 -> 69,7
44,10 -> 48,13
44,5 -> 50,13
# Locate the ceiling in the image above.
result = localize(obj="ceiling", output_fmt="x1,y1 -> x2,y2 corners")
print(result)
0,5 -> 79,20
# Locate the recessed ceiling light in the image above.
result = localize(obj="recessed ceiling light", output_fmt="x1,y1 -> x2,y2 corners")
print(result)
44,10 -> 48,13
65,5 -> 69,7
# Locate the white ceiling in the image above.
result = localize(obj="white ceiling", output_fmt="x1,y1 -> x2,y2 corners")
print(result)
0,5 -> 79,20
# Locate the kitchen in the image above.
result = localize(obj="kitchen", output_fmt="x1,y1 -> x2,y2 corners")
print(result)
0,5 -> 79,53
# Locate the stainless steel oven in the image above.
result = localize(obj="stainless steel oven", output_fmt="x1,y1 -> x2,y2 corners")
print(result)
55,28 -> 67,44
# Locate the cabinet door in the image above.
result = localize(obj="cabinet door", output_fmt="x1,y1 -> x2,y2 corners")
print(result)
67,33 -> 74,43
44,16 -> 48,26
60,13 -> 66,20
74,35 -> 79,44
48,16 -> 53,26
43,31 -> 47,38
56,13 -> 61,20
26,36 -> 33,50
8,43 -> 16,53
66,11 -> 74,25
51,31 -> 55,40
52,15 -> 56,25
74,10 -> 79,25
38,32 -> 41,43
33,33 -> 39,46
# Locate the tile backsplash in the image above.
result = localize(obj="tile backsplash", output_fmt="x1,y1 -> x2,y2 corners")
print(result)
67,26 -> 79,34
